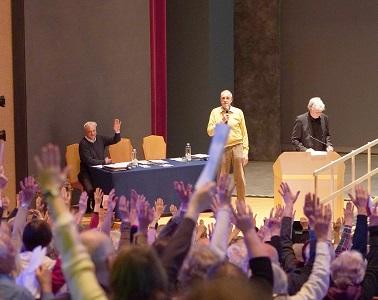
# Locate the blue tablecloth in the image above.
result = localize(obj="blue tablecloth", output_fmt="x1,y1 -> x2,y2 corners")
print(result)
89,159 -> 207,206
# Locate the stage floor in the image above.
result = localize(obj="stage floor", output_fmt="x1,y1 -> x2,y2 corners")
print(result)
245,153 -> 378,197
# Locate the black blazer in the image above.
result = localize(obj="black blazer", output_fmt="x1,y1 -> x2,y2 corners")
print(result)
291,112 -> 332,151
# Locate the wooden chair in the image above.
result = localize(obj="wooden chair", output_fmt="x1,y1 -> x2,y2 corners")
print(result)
109,138 -> 133,163
65,143 -> 83,191
142,135 -> 167,160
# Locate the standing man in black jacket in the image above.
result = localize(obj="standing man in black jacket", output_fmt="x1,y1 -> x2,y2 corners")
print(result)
291,97 -> 333,152
78,119 -> 121,212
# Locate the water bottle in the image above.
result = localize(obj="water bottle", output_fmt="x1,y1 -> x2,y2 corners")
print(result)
131,148 -> 138,167
185,143 -> 192,162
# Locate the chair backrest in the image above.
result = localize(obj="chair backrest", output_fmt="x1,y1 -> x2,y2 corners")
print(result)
142,135 -> 167,160
109,138 -> 133,163
65,143 -> 80,184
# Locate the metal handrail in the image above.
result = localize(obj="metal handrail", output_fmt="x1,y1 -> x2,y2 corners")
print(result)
313,139 -> 378,207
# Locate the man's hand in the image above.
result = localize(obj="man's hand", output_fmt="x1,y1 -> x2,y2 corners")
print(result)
113,118 -> 121,133
313,203 -> 332,242
185,181 -> 216,221
344,201 -> 354,226
327,145 -> 334,152
222,114 -> 229,124
153,197 -> 165,220
78,191 -> 88,215
243,154 -> 248,167
232,199 -> 256,234
118,195 -> 130,223
174,181 -> 193,212
267,205 -> 284,236
105,157 -> 112,164
348,185 -> 369,216
370,202 -> 378,227
279,182 -> 300,217
303,193 -> 318,228
19,176 -> 39,209
34,144 -> 68,198
211,175 -> 233,213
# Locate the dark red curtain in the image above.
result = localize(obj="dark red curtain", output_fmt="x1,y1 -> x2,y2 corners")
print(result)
150,0 -> 167,139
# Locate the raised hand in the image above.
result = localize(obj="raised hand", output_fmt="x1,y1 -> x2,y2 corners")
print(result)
153,197 -> 165,220
370,202 -> 378,227
113,118 -> 122,133
169,204 -> 179,217
279,182 -> 300,206
186,181 -> 216,220
313,203 -> 332,242
60,187 -> 72,208
118,195 -> 129,223
174,181 -> 193,211
344,201 -> 354,226
136,195 -> 154,233
303,193 -> 319,227
78,191 -> 88,215
279,182 -> 300,217
19,176 -> 38,209
34,144 -> 67,198
348,185 -> 369,216
107,189 -> 117,212
211,175 -> 234,214
267,205 -> 284,236
129,190 -> 139,226
232,199 -> 256,234
94,188 -> 103,210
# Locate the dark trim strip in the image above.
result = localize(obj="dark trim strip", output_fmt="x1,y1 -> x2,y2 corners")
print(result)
11,0 -> 28,184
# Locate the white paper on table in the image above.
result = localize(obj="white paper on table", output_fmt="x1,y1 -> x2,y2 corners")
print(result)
192,153 -> 209,159
170,157 -> 185,162
310,151 -> 327,156
92,165 -> 103,168
102,162 -> 132,169
195,124 -> 230,189
148,159 -> 167,164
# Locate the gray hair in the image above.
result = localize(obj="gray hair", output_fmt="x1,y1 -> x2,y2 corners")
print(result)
307,97 -> 325,111
83,121 -> 97,130
331,250 -> 367,288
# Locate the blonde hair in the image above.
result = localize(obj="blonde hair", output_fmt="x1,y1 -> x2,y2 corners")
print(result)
331,250 -> 367,288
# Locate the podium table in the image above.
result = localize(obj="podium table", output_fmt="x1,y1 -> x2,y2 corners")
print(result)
273,152 -> 345,219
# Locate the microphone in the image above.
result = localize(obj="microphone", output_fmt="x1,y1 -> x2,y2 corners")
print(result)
224,110 -> 229,124
309,135 -> 327,146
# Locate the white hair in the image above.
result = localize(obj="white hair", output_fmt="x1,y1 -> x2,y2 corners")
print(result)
307,97 -> 325,111
83,121 -> 97,130
220,90 -> 233,98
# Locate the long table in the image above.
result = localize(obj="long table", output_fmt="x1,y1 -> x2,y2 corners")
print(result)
89,159 -> 207,207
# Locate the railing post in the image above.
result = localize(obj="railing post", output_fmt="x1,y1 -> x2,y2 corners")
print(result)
368,146 -> 372,194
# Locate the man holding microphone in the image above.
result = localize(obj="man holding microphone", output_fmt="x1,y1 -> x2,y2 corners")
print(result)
207,90 -> 249,200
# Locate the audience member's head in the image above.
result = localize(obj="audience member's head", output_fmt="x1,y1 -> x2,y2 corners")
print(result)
0,224 -> 16,274
226,239 -> 249,274
110,246 -> 168,300
22,219 -> 52,251
80,230 -> 115,290
331,250 -> 367,289
271,262 -> 288,295
183,276 -> 257,300
207,260 -> 247,280
179,244 -> 221,289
